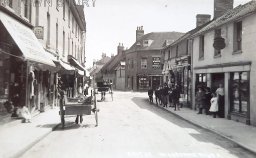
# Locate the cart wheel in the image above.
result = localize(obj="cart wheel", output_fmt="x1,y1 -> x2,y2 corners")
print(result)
95,109 -> 98,126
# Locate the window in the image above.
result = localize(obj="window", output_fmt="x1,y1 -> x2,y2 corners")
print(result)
46,13 -> 50,47
214,29 -> 221,56
176,45 -> 178,57
131,60 -> 134,68
230,72 -> 249,115
56,0 -> 59,10
75,44 -> 76,58
63,31 -> 65,57
56,23 -> 58,52
138,77 -> 149,90
24,0 -> 29,19
75,24 -> 78,37
68,9 -> 70,27
68,37 -> 70,55
141,58 -> 147,69
72,41 -> 73,56
168,50 -> 171,59
63,1 -> 65,20
196,73 -> 207,89
199,35 -> 204,59
234,21 -> 242,52
72,17 -> 74,33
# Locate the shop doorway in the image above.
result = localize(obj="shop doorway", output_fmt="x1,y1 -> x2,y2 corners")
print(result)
211,73 -> 225,118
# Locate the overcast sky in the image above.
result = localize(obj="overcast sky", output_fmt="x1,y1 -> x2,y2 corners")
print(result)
84,0 -> 251,67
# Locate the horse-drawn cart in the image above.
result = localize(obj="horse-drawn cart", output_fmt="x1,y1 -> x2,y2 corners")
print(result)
59,91 -> 99,129
97,81 -> 113,101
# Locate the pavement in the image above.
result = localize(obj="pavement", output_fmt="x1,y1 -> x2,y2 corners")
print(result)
0,107 -> 60,158
151,101 -> 256,155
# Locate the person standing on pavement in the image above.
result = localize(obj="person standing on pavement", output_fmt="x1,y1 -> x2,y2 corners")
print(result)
168,85 -> 173,107
154,86 -> 160,105
209,93 -> 218,118
162,83 -> 169,108
196,87 -> 205,114
172,84 -> 180,111
159,85 -> 163,105
216,84 -> 225,118
148,87 -> 153,103
204,87 -> 212,115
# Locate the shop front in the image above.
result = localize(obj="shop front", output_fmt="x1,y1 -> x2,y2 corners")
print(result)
0,11 -> 56,115
193,62 -> 251,124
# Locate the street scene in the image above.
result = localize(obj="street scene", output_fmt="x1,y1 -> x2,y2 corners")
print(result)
1,0 -> 256,158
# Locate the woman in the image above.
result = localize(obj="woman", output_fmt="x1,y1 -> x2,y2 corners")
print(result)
196,87 -> 205,114
216,84 -> 225,118
204,87 -> 212,115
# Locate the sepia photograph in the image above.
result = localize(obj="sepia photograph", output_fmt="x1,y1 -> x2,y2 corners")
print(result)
0,0 -> 256,158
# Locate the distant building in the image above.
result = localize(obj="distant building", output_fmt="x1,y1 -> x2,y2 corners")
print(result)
125,26 -> 184,91
100,43 -> 126,90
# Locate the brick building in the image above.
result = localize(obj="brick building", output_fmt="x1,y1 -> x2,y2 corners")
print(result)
125,26 -> 183,91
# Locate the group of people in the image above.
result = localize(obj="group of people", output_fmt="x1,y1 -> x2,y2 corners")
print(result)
196,84 -> 225,118
148,83 -> 181,111
148,83 -> 225,118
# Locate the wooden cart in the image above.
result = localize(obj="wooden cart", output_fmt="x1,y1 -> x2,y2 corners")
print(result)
59,92 -> 99,129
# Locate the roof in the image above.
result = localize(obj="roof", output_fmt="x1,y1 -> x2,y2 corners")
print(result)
126,32 -> 184,53
90,65 -> 103,76
163,20 -> 212,50
95,56 -> 111,65
192,0 -> 256,37
101,52 -> 125,73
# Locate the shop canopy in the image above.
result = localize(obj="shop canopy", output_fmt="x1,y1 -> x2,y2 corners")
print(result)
68,55 -> 86,71
0,12 -> 55,67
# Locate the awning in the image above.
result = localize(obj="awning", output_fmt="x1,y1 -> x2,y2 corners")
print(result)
68,56 -> 86,71
0,12 -> 55,67
59,60 -> 76,71
77,69 -> 84,76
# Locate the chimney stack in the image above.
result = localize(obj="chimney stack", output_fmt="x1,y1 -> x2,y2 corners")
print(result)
136,26 -> 144,41
214,0 -> 233,19
117,42 -> 124,54
196,14 -> 211,27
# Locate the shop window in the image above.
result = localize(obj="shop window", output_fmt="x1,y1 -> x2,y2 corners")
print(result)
214,29 -> 221,56
230,72 -> 249,114
141,58 -> 147,69
233,21 -> 242,52
199,35 -> 204,59
196,73 -> 206,89
139,77 -> 149,90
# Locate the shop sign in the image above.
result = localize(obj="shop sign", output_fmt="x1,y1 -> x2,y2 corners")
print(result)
152,57 -> 161,68
34,26 -> 44,39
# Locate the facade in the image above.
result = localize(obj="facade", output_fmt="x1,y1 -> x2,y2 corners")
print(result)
0,0 -> 86,116
162,15 -> 211,108
125,26 -> 183,91
191,0 -> 256,125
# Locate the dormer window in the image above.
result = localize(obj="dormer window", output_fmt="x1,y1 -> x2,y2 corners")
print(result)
143,40 -> 153,47
234,21 -> 242,53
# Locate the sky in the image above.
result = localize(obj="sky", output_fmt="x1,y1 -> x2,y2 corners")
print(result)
84,0 -> 251,68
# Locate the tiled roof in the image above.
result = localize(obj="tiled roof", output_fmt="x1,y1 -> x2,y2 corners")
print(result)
101,52 -> 126,72
127,32 -> 184,53
192,0 -> 256,37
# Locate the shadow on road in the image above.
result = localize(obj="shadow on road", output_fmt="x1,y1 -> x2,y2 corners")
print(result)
131,96 -> 255,158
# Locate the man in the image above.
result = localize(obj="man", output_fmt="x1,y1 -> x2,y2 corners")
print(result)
216,84 -> 225,118
148,87 -> 153,103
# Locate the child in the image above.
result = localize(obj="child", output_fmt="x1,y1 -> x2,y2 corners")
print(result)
209,93 -> 218,118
